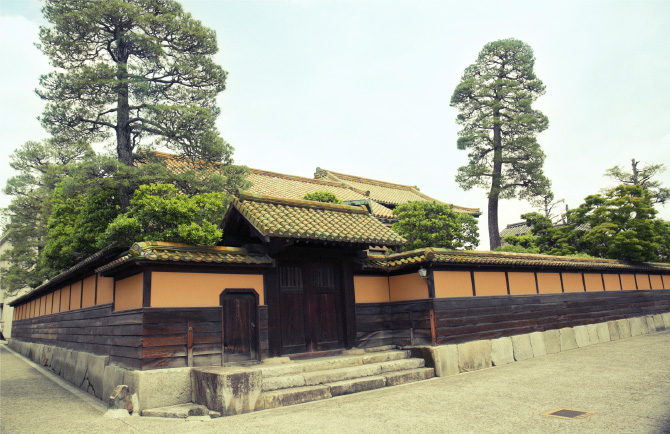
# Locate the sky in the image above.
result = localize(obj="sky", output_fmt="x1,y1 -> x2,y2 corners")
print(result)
1,0 -> 669,249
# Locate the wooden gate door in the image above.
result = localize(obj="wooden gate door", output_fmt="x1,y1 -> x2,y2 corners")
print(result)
220,290 -> 258,363
278,262 -> 344,354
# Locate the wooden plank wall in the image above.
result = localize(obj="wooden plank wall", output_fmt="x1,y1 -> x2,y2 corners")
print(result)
10,304 -> 143,369
141,308 -> 222,370
434,290 -> 670,345
356,290 -> 670,347
356,299 -> 432,348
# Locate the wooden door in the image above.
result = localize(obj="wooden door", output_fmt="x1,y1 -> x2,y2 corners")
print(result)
278,262 -> 344,354
221,290 -> 258,362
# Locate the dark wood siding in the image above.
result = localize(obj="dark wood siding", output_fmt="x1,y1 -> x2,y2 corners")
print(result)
10,304 -> 143,369
141,307 -> 222,370
356,299 -> 433,348
434,290 -> 670,344
356,290 -> 670,347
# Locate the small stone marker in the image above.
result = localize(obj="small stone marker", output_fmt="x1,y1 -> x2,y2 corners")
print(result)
109,385 -> 134,413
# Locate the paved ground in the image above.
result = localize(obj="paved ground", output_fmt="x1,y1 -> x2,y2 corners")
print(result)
2,332 -> 670,434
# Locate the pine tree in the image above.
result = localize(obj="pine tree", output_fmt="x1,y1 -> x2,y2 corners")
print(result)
451,39 -> 551,249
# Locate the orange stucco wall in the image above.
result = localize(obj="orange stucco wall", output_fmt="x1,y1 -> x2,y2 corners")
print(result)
603,274 -> 621,291
663,275 -> 670,289
584,273 -> 604,292
70,283 -> 81,309
151,272 -> 265,307
636,274 -> 651,290
114,273 -> 144,311
473,272 -> 507,296
61,285 -> 71,312
562,273 -> 585,292
389,273 -> 429,301
98,275 -> 114,304
507,272 -> 536,295
537,273 -> 563,294
620,274 -> 637,290
81,276 -> 96,308
649,275 -> 663,290
354,276 -> 390,303
53,289 -> 62,313
434,271 -> 474,298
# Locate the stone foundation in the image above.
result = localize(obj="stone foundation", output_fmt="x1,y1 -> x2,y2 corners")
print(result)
410,313 -> 670,377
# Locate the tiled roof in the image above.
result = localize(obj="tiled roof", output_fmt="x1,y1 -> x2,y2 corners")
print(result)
361,248 -> 670,272
315,168 -> 481,216
95,242 -> 274,274
231,193 -> 406,246
246,169 -> 397,220
500,222 -> 591,239
500,222 -> 532,238
9,244 -> 125,306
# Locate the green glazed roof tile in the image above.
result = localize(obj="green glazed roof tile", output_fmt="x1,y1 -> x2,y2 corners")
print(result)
360,248 -> 670,272
233,193 -> 406,246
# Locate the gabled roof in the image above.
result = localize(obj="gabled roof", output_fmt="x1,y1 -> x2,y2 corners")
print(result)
151,152 -> 480,219
228,193 -> 406,247
360,248 -> 670,272
315,168 -> 481,216
246,168 -> 397,220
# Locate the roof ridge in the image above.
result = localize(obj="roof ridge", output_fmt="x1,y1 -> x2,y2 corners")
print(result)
235,192 -> 369,214
130,241 -> 259,255
317,168 -> 418,192
249,168 -> 370,196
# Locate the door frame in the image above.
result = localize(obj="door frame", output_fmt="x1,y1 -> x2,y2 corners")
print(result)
220,288 -> 260,363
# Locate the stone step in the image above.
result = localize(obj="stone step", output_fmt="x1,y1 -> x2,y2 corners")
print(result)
258,349 -> 411,379
140,403 -> 217,419
256,367 -> 436,411
262,357 -> 425,391
384,367 -> 435,386
256,385 -> 332,411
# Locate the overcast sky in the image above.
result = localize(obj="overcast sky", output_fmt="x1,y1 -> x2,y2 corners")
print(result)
1,0 -> 669,249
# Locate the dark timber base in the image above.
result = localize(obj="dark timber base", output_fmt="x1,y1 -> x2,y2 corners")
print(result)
356,290 -> 670,347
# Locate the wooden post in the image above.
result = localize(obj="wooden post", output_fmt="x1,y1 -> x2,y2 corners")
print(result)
187,321 -> 194,367
429,308 -> 437,346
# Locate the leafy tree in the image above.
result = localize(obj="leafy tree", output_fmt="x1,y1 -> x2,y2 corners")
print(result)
1,139 -> 92,293
99,183 -> 228,246
36,0 -> 233,207
655,220 -> 670,262
41,186 -> 121,274
392,201 -> 479,252
303,191 -> 342,204
504,185 -> 663,262
604,159 -> 669,205
451,38 -> 551,250
567,185 -> 660,262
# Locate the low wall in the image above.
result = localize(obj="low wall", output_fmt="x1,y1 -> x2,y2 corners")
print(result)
356,290 -> 670,347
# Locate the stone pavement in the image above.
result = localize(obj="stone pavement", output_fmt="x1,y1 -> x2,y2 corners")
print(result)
2,332 -> 670,434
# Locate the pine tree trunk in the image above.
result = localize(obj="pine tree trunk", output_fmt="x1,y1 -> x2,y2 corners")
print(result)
488,120 -> 503,250
116,59 -> 132,211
